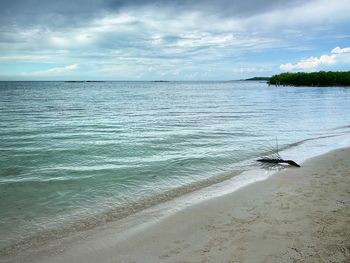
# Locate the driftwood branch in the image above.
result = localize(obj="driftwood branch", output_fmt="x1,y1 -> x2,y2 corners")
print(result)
257,139 -> 301,168
257,158 -> 300,167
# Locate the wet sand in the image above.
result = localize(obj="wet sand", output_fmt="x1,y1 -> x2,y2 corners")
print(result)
3,147 -> 350,263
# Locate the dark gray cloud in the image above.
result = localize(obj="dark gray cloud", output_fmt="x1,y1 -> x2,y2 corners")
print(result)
0,0 -> 309,28
1,0 -> 107,27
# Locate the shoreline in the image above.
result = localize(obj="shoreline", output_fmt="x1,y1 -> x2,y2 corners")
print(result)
3,146 -> 350,262
2,130 -> 349,255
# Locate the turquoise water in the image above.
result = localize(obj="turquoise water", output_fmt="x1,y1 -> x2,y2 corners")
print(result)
1,81 -> 350,249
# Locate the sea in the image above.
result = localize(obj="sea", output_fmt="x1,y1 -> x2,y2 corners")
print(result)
1,81 -> 350,251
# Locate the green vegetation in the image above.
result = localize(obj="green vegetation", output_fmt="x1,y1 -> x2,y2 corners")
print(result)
269,71 -> 350,87
245,77 -> 270,81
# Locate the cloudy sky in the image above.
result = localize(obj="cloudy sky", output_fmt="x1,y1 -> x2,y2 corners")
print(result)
0,0 -> 349,80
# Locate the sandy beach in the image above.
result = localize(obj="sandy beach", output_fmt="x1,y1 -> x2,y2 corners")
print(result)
3,147 -> 350,263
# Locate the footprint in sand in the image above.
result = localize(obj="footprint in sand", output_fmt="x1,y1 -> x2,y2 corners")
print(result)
159,241 -> 189,259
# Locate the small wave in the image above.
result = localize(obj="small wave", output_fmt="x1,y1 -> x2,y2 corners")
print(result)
255,133 -> 343,158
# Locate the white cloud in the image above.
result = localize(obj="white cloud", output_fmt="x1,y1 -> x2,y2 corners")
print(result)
49,34 -> 93,48
0,54 -> 50,62
232,67 -> 258,73
22,64 -> 79,76
45,64 -> 79,73
331,46 -> 350,54
280,47 -> 350,72
280,55 -> 336,71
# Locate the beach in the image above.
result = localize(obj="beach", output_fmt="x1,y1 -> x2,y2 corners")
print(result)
4,147 -> 349,263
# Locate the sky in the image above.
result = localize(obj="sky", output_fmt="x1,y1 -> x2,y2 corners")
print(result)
0,0 -> 349,80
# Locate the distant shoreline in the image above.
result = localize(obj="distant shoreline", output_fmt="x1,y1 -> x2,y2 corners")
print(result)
244,77 -> 270,81
1,72 -> 349,86
269,71 -> 350,87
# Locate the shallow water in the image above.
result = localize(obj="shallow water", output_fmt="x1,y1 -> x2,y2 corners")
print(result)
1,81 -> 350,249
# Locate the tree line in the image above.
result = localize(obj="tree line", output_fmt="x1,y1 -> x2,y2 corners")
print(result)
268,71 -> 350,86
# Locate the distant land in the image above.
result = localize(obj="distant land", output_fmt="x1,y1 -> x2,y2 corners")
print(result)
269,71 -> 350,86
244,77 -> 270,81
64,81 -> 106,83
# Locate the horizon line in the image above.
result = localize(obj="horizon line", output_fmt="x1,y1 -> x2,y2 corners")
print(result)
0,79 -> 256,82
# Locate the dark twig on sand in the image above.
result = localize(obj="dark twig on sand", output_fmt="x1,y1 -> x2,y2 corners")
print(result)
257,157 -> 300,167
257,139 -> 301,168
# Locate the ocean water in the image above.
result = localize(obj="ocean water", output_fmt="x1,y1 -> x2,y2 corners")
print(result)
1,81 -> 350,250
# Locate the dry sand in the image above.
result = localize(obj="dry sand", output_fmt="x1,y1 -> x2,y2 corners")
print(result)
3,147 -> 350,263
